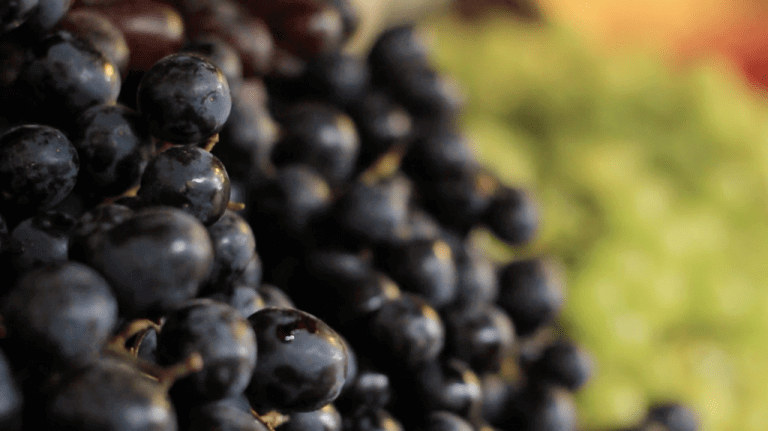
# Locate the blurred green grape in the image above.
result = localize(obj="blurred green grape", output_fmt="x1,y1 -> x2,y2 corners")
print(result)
424,13 -> 768,431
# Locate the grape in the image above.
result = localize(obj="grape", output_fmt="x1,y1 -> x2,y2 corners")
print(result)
0,4 -> 702,431
137,53 -> 231,145
2,262 -> 118,368
14,30 -> 120,129
70,104 -> 153,201
0,0 -> 38,34
246,307 -> 350,413
138,145 -> 231,226
156,298 -> 257,401
86,206 -> 215,318
0,349 -> 22,431
58,9 -> 130,76
0,125 -> 79,217
45,355 -> 177,431
277,403 -> 342,431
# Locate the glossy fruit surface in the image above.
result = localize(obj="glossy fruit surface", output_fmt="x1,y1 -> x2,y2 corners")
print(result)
0,125 -> 79,215
247,307 -> 349,413
86,206 -> 214,318
157,298 -> 257,401
137,53 -> 231,145
139,145 -> 230,226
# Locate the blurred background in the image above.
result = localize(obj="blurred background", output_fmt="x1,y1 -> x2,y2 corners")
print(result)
351,0 -> 768,430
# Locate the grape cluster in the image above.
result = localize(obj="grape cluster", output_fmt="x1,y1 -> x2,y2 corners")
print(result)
0,1 -> 698,431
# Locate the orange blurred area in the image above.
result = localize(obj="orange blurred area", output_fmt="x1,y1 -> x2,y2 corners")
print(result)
538,0 -> 746,53
537,0 -> 768,90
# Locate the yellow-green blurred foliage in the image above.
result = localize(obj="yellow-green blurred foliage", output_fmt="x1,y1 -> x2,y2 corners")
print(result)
423,13 -> 768,431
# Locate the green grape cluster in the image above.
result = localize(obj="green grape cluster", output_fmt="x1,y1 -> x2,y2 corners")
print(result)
426,13 -> 768,431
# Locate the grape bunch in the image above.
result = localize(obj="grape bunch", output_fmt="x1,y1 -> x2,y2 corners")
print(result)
0,1 -> 698,431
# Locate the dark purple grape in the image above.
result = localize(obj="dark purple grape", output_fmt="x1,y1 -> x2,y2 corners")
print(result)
481,373 -> 522,426
528,340 -> 593,392
137,326 -> 158,363
483,185 -> 539,246
86,206 -> 214,318
277,403 -> 342,431
213,79 -> 280,182
71,103 -> 154,200
0,349 -> 23,431
327,0 -> 358,42
58,8 -> 130,76
45,355 -> 177,431
271,102 -> 359,185
181,34 -> 244,93
497,258 -> 565,336
208,284 -> 266,319
299,250 -> 402,329
0,125 -> 79,216
335,368 -> 391,414
249,164 -> 332,235
405,208 -> 442,242
449,240 -> 499,312
139,145 -> 231,226
342,408 -> 403,431
68,202 -> 135,264
185,398 -> 270,431
11,0 -> 73,40
368,25 -> 430,84
45,186 -> 88,220
501,384 -> 577,431
259,284 -> 295,309
8,211 -> 75,274
645,403 -> 699,431
348,90 -> 413,166
367,292 -> 444,370
14,30 -> 120,128
392,358 -> 482,422
386,64 -> 464,126
204,209 -> 257,292
443,305 -> 515,375
336,174 -> 412,247
2,262 -> 118,368
419,412 -> 474,431
137,52 -> 231,145
246,307 -> 349,413
303,51 -> 369,107
338,335 -> 358,396
230,178 -> 248,206
402,130 -> 477,182
378,238 -> 458,309
157,298 -> 257,401
0,0 -> 38,34
420,168 -> 498,233
239,253 -> 264,287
